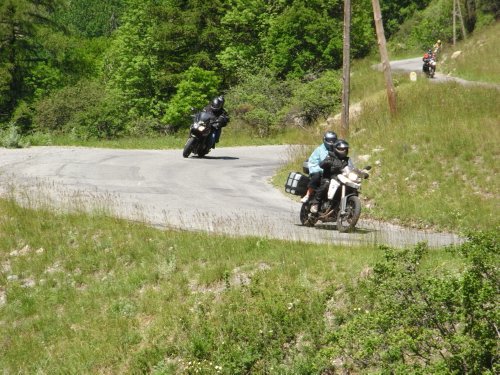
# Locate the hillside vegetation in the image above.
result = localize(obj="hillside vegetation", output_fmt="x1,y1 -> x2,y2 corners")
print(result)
0,197 -> 497,374
0,1 -> 498,374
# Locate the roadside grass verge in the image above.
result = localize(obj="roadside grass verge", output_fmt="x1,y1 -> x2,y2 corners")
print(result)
439,22 -> 500,84
23,125 -> 319,150
277,79 -> 499,232
0,197 -> 462,373
351,80 -> 499,231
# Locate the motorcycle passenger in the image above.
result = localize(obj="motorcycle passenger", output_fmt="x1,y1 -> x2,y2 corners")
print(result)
433,39 -> 442,58
311,139 -> 353,213
302,131 -> 337,208
202,95 -> 230,148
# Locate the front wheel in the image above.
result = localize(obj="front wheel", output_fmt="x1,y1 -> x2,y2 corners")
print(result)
336,196 -> 361,233
183,137 -> 196,158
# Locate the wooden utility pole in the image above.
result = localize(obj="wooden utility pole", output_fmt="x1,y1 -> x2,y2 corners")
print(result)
340,0 -> 351,139
456,0 -> 467,40
453,0 -> 467,45
453,0 -> 457,44
371,0 -> 397,116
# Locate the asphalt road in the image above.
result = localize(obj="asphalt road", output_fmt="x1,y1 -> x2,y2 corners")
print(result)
381,57 -> 500,90
0,145 -> 462,248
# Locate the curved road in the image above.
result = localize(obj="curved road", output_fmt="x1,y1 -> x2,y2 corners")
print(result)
383,57 -> 500,90
0,145 -> 462,248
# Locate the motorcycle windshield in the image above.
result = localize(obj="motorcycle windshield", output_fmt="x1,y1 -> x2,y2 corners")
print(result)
196,111 -> 216,124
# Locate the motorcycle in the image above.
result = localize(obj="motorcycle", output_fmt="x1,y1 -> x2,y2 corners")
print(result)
423,57 -> 436,78
182,111 -> 219,158
299,165 -> 371,232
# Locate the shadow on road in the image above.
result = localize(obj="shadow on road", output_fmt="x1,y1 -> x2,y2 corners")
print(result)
294,222 -> 377,235
189,156 -> 240,160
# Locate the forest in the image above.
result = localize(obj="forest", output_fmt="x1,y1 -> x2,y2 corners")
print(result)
0,0 -> 497,140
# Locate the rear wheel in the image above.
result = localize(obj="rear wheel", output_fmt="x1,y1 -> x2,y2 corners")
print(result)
336,196 -> 361,233
182,138 -> 196,158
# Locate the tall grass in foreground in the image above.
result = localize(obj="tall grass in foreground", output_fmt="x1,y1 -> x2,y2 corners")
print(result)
0,197 -> 461,374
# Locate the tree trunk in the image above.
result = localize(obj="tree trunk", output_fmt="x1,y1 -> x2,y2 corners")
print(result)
371,0 -> 397,116
340,0 -> 351,139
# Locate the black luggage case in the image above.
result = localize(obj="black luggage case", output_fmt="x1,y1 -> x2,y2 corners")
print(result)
285,172 -> 309,196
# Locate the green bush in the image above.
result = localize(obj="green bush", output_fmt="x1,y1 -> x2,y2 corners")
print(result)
391,0 -> 455,51
33,80 -> 128,139
162,66 -> 221,129
324,231 -> 499,373
281,70 -> 342,127
0,124 -> 28,148
11,101 -> 33,134
225,70 -> 294,137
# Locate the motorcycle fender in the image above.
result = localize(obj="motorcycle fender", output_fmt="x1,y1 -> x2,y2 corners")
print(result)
340,191 -> 359,213
327,179 -> 340,200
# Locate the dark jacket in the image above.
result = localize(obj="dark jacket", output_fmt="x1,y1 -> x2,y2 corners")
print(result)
202,106 -> 230,128
319,152 -> 350,179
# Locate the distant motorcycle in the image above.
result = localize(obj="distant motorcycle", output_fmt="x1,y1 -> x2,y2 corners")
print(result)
423,57 -> 436,78
182,111 -> 219,158
286,165 -> 371,232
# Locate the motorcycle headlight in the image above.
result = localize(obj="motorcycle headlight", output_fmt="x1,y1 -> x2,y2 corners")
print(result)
348,172 -> 359,182
194,122 -> 206,131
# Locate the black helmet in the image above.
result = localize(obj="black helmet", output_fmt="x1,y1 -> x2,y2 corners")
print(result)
211,95 -> 225,111
323,131 -> 338,151
334,139 -> 349,158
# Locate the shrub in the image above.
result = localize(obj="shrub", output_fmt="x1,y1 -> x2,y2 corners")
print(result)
11,101 -> 33,134
162,66 -> 221,129
280,70 -> 342,127
0,124 -> 28,148
33,80 -> 104,132
324,231 -> 499,373
33,80 -> 128,139
225,70 -> 294,137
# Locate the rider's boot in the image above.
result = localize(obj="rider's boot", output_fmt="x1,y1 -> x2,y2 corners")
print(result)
300,188 -> 314,203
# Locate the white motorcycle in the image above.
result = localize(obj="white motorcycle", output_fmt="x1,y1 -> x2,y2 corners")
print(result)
299,165 -> 371,232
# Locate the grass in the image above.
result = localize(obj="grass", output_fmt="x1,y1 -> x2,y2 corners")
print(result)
0,197 -> 462,373
439,22 -> 500,84
277,63 -> 499,232
293,22 -> 500,233
1,18 -> 498,375
23,125 -> 319,150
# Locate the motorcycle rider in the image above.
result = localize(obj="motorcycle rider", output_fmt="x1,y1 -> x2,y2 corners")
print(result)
202,95 -> 229,148
311,139 -> 354,213
301,131 -> 338,208
433,39 -> 442,59
422,49 -> 435,73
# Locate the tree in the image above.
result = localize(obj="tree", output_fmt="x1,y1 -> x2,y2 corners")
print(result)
162,66 -> 220,128
0,0 -> 61,119
154,0 -> 227,96
54,0 -> 124,38
102,0 -> 160,118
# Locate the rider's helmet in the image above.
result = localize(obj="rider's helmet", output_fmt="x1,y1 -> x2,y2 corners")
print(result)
211,95 -> 225,113
333,139 -> 349,158
437,39 -> 441,44
323,131 -> 338,151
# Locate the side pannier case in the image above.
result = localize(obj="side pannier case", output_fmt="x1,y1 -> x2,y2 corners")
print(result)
285,172 -> 310,196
